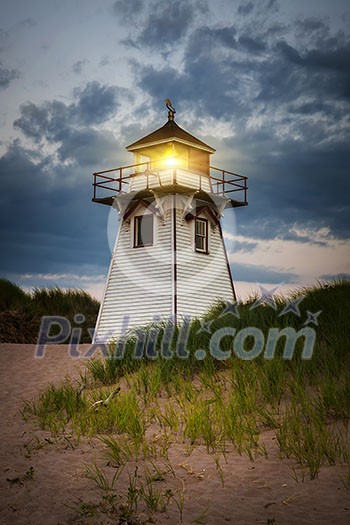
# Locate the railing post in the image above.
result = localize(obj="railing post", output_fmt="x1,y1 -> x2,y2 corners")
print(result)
222,170 -> 225,196
93,173 -> 96,200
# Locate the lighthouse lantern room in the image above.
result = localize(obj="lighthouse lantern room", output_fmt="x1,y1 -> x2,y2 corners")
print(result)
92,101 -> 248,342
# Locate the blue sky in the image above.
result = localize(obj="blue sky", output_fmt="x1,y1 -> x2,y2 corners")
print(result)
0,0 -> 349,300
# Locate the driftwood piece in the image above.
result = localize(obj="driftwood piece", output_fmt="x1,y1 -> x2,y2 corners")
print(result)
91,386 -> 121,410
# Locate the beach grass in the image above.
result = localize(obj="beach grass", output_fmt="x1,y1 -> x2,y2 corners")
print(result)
22,279 -> 350,523
0,278 -> 99,343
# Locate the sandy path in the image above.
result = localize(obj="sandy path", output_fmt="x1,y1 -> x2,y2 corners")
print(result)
0,344 -> 349,524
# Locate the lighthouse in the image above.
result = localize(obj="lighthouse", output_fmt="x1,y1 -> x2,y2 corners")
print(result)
92,101 -> 248,342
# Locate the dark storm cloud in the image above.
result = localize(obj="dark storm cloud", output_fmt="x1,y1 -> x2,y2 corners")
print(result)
13,81 -> 129,165
0,139 -> 112,276
237,2 -> 254,16
14,81 -> 123,141
238,0 -> 277,16
183,25 -> 266,56
183,25 -> 237,54
276,39 -> 350,73
252,40 -> 350,106
0,62 -> 20,88
73,82 -> 122,125
136,25 -> 272,118
0,79 -> 131,276
56,128 -> 119,166
238,35 -> 266,53
13,106 -> 118,166
137,12 -> 350,113
14,100 -> 66,143
233,142 -> 350,240
1,1 -> 349,288
136,59 -> 243,120
295,17 -> 328,37
123,0 -> 207,49
0,140 -> 49,199
133,7 -> 350,244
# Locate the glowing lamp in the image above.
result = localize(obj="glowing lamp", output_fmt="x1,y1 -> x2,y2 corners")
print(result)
165,156 -> 178,167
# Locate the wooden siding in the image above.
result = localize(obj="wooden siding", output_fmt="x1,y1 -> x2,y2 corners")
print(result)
94,195 -> 235,342
130,169 -> 211,193
94,209 -> 173,342
176,169 -> 211,192
176,209 -> 234,320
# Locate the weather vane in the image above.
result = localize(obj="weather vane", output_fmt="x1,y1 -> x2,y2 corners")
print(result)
165,98 -> 176,121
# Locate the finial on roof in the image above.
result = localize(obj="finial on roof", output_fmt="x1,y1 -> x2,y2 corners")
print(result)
165,98 -> 176,121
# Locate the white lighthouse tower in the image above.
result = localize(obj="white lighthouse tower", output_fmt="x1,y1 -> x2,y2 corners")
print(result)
92,101 -> 247,342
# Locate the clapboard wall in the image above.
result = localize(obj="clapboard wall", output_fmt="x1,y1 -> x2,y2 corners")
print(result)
94,207 -> 173,342
176,209 -> 234,320
94,198 -> 235,342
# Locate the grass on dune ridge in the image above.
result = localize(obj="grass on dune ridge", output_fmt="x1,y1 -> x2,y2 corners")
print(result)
0,278 -> 99,343
91,278 -> 350,384
22,280 -> 350,522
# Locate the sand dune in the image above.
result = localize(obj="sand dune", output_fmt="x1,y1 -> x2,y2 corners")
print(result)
0,344 -> 349,524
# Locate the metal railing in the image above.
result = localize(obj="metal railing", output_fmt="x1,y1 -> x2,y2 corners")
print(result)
92,158 -> 248,204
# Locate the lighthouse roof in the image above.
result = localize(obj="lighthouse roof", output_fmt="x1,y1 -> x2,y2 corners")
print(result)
126,118 -> 215,154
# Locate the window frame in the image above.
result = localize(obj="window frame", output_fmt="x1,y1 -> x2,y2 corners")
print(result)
194,217 -> 209,254
133,214 -> 154,248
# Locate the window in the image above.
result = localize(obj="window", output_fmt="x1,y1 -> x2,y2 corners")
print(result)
134,214 -> 153,247
137,154 -> 151,172
195,218 -> 208,253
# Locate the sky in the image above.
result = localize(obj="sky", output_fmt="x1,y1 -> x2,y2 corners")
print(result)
0,0 -> 349,301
